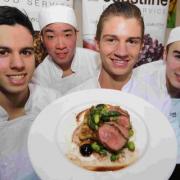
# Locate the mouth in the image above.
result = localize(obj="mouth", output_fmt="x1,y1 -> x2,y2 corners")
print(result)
7,73 -> 27,85
56,52 -> 68,59
175,72 -> 180,82
111,58 -> 129,67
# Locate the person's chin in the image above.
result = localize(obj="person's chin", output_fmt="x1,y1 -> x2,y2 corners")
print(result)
6,86 -> 27,94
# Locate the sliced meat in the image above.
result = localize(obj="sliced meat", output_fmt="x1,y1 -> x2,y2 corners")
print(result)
107,122 -> 129,140
97,123 -> 127,152
117,115 -> 131,129
109,106 -> 129,118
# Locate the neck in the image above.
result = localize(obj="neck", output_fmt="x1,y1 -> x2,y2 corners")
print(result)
58,60 -> 74,77
98,69 -> 132,90
0,88 -> 29,120
62,68 -> 74,77
55,55 -> 75,77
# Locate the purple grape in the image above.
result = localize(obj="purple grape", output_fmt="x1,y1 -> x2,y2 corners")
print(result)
134,34 -> 164,67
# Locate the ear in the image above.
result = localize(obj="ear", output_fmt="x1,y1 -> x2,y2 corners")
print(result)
40,33 -> 44,44
75,29 -> 78,39
95,38 -> 100,52
139,42 -> 144,54
141,39 -> 144,49
163,47 -> 168,63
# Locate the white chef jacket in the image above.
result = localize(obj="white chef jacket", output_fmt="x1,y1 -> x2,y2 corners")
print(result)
136,64 -> 180,164
0,83 -> 59,180
133,60 -> 164,77
31,47 -> 101,95
67,70 -> 162,110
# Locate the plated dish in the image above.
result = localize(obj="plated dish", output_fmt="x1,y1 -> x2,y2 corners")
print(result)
28,89 -> 177,180
66,103 -> 139,171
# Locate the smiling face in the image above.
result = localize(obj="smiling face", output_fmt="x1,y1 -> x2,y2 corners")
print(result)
96,16 -> 143,82
0,24 -> 35,95
164,41 -> 180,96
42,23 -> 77,70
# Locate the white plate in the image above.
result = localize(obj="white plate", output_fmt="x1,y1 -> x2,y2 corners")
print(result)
28,89 -> 177,180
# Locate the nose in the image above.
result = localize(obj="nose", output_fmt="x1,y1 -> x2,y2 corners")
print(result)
114,41 -> 128,57
55,37 -> 66,49
10,53 -> 25,70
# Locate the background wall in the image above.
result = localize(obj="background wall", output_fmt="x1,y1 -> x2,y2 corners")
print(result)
165,0 -> 180,42
177,0 -> 180,25
74,0 -> 82,47
74,0 -> 180,47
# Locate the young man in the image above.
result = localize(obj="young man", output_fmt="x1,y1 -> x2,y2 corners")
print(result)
0,6 -> 59,180
68,2 -> 158,102
95,1 -> 144,91
31,5 -> 101,94
135,27 -> 180,165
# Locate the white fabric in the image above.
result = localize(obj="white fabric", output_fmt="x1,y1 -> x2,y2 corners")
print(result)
166,26 -> 180,45
133,60 -> 164,77
67,70 -> 163,110
170,99 -> 180,164
39,5 -> 78,30
0,115 -> 40,180
0,84 -> 59,180
32,47 -> 101,95
135,64 -> 180,164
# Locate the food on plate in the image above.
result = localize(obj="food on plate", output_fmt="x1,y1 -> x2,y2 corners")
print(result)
67,104 -> 138,171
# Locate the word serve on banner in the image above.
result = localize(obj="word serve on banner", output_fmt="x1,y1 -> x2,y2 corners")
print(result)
0,0 -> 73,30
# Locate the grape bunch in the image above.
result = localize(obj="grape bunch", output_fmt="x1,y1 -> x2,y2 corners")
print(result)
135,34 -> 164,67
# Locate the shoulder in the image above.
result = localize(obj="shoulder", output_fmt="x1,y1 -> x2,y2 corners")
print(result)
66,77 -> 98,95
133,60 -> 164,78
134,64 -> 166,90
133,61 -> 166,86
132,66 -> 168,109
29,83 -> 61,101
27,84 -> 61,115
75,47 -> 101,68
35,55 -> 54,70
32,55 -> 59,83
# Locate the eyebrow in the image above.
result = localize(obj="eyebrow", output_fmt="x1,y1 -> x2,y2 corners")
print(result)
173,50 -> 180,54
22,47 -> 34,51
102,34 -> 142,40
44,28 -> 74,33
0,46 -> 9,50
0,46 -> 34,51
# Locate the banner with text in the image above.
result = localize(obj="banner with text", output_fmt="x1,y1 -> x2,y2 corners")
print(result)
82,0 -> 169,66
0,0 -> 73,30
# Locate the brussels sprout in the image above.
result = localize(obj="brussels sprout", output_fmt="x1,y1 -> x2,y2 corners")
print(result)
91,142 -> 101,152
128,129 -> 134,137
127,141 -> 135,151
110,154 -> 119,161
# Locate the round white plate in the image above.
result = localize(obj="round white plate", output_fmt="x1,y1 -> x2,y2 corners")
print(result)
28,89 -> 177,180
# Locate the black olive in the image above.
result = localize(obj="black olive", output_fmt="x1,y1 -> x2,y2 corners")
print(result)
80,144 -> 93,157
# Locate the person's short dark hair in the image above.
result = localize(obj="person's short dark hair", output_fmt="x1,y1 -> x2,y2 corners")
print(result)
95,2 -> 144,41
0,6 -> 34,36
